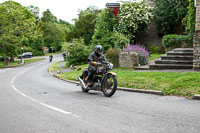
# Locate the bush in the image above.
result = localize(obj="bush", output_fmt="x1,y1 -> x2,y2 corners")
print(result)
105,48 -> 120,67
55,43 -> 62,51
32,50 -> 44,56
66,38 -> 91,66
122,45 -> 149,65
162,34 -> 193,48
23,47 -> 33,52
92,32 -> 129,51
117,1 -> 153,39
149,46 -> 161,54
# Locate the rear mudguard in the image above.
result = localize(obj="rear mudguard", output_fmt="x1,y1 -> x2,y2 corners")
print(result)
101,72 -> 117,89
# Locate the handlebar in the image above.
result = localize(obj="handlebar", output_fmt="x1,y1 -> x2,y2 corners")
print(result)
92,61 -> 113,69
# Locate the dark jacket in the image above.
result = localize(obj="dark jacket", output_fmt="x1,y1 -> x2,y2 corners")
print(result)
88,52 -> 107,64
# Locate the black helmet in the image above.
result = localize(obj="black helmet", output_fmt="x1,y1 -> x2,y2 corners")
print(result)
94,45 -> 103,56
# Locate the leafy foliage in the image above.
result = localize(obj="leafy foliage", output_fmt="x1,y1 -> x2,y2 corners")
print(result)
27,5 -> 40,24
105,48 -> 120,67
68,7 -> 100,45
92,9 -> 129,51
66,38 -> 91,66
184,0 -> 196,35
0,1 -> 35,62
162,34 -> 193,48
58,19 -> 73,42
117,1 -> 153,39
43,22 -> 65,50
41,9 -> 57,23
149,46 -> 161,54
153,0 -> 188,35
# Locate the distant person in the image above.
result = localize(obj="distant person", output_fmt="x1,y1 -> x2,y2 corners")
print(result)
62,52 -> 66,61
49,55 -> 53,62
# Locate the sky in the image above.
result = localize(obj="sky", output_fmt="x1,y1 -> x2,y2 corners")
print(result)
0,0 -> 132,23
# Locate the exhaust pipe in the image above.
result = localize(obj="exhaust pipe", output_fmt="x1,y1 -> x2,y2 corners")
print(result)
78,77 -> 87,89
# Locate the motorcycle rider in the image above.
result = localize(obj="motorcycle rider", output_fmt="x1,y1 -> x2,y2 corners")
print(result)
80,45 -> 108,86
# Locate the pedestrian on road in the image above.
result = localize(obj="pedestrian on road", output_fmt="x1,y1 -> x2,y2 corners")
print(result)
62,52 -> 66,61
49,55 -> 53,62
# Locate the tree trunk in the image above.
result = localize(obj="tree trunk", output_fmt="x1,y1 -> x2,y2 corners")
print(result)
4,57 -> 9,66
10,56 -> 14,61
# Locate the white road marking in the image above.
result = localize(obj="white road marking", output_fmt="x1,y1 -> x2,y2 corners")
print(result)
10,65 -> 79,118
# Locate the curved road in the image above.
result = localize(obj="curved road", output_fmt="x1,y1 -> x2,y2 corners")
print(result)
0,55 -> 200,133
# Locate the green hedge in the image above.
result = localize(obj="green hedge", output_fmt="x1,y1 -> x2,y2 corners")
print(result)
162,34 -> 193,48
105,48 -> 120,67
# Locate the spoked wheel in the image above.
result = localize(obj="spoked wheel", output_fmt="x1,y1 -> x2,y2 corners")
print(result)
102,74 -> 117,97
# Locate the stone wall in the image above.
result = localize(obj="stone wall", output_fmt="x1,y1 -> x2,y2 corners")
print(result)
119,52 -> 139,68
136,20 -> 162,48
193,0 -> 200,70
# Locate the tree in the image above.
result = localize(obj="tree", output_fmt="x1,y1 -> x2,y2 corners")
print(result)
59,19 -> 73,30
92,9 -> 129,51
27,5 -> 40,24
43,22 -> 65,51
58,19 -> 73,42
69,6 -> 100,45
116,1 -> 153,40
41,9 -> 66,52
41,9 -> 58,23
153,0 -> 188,35
0,1 -> 35,65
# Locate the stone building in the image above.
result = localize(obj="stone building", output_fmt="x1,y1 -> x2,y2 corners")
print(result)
135,0 -> 162,48
193,0 -> 200,70
136,0 -> 184,48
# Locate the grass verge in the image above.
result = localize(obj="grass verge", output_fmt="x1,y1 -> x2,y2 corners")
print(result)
49,62 -> 200,98
48,61 -> 62,72
149,53 -> 164,61
0,58 -> 46,68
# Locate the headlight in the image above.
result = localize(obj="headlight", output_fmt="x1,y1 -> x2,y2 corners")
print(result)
108,63 -> 113,70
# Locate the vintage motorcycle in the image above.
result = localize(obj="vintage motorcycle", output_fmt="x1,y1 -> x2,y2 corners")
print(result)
78,61 -> 117,97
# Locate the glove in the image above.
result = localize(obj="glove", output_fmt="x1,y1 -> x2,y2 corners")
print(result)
92,61 -> 97,66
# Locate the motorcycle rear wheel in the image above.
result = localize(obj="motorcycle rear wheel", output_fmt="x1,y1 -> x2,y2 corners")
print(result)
102,75 -> 117,97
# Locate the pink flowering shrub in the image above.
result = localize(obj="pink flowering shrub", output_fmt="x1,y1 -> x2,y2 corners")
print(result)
122,44 -> 149,65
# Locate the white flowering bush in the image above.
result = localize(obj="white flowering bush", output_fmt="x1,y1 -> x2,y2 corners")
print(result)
117,2 -> 154,39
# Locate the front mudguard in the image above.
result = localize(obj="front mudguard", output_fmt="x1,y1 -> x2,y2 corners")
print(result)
101,72 -> 117,89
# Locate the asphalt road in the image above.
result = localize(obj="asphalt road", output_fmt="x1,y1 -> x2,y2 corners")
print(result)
0,55 -> 200,133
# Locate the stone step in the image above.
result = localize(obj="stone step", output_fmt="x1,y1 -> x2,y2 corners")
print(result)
155,59 -> 193,65
173,48 -> 193,53
167,51 -> 193,56
134,65 -> 149,70
161,55 -> 193,60
149,64 -> 193,69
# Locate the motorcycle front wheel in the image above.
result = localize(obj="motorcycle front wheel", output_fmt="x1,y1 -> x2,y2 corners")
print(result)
102,75 -> 117,97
